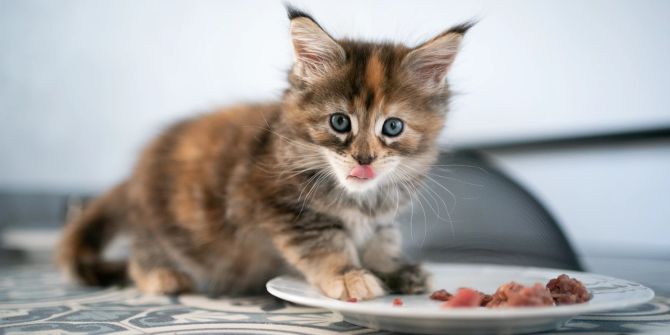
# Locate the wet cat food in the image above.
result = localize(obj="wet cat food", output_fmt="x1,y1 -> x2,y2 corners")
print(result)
433,274 -> 590,308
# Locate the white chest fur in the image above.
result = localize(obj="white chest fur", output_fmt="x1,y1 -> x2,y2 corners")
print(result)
338,208 -> 393,248
344,217 -> 377,248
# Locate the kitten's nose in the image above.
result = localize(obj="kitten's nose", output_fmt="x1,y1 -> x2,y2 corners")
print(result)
353,154 -> 375,165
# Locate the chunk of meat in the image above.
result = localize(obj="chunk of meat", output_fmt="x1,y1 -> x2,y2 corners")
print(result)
442,288 -> 483,308
430,289 -> 453,301
479,292 -> 493,307
546,274 -> 591,305
487,282 -> 554,308
430,274 -> 590,309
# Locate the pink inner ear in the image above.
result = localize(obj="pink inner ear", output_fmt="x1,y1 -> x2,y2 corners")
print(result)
294,44 -> 323,74
295,44 -> 322,63
290,18 -> 345,79
414,55 -> 455,85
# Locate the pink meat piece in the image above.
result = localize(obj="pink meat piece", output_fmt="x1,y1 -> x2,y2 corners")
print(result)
487,282 -> 554,308
442,288 -> 483,308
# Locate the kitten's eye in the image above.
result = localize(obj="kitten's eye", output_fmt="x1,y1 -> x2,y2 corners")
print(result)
382,117 -> 404,137
330,113 -> 351,133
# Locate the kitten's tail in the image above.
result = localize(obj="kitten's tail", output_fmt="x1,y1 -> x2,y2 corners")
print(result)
57,182 -> 129,286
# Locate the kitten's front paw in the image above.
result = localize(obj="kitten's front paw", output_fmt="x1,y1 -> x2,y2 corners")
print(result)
380,263 -> 431,294
132,267 -> 194,295
319,269 -> 386,301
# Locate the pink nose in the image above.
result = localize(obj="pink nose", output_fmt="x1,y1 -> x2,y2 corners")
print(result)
349,165 -> 376,179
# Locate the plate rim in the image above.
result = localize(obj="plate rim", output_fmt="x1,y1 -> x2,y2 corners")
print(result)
266,263 -> 656,320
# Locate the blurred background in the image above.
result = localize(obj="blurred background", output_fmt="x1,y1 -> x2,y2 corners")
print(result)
1,0 -> 668,290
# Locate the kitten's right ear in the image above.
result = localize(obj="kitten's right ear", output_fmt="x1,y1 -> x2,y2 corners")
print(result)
403,21 -> 475,91
287,6 -> 345,82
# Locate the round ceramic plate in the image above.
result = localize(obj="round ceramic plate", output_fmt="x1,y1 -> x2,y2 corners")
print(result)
266,263 -> 655,335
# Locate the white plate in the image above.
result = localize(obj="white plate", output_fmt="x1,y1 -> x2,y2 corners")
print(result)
266,263 -> 655,334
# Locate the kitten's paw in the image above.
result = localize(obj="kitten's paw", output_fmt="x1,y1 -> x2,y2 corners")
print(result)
343,270 -> 386,300
133,268 -> 194,295
319,269 -> 386,301
380,263 -> 432,294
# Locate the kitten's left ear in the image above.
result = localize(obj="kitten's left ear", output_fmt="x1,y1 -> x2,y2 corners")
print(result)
287,6 -> 345,82
403,22 -> 475,90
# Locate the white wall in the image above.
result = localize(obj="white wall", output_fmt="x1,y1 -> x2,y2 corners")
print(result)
444,0 -> 670,146
0,0 -> 291,192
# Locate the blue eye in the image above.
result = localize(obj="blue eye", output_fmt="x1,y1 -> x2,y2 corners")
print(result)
382,118 -> 404,137
330,113 -> 351,133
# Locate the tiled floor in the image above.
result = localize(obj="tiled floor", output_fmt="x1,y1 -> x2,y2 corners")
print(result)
1,264 -> 669,334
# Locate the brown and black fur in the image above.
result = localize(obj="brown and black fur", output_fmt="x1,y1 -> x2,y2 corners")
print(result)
58,7 -> 472,300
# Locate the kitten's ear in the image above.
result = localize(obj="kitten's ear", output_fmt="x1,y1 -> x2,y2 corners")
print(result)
403,22 -> 474,90
287,7 -> 345,81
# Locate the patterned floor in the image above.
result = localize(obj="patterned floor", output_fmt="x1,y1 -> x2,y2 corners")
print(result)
1,265 -> 669,334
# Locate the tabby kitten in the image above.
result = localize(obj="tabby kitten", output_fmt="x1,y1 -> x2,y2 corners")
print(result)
58,7 -> 471,301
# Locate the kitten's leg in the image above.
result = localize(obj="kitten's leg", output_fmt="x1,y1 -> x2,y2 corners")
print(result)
273,214 -> 385,301
361,225 -> 431,294
128,233 -> 194,295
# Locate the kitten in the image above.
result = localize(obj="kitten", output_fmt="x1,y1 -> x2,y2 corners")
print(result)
57,7 -> 471,301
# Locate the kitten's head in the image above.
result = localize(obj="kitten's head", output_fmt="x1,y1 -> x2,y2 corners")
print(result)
281,7 -> 471,194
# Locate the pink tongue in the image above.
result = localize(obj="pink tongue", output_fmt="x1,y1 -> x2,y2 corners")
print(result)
350,165 -> 376,179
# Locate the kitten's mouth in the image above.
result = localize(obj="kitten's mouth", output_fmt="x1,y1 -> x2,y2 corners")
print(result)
347,165 -> 376,181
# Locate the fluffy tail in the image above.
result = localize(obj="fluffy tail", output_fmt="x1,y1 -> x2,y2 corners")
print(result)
57,182 -> 129,286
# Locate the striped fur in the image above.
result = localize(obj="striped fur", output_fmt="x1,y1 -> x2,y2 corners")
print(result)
57,8 -> 470,300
